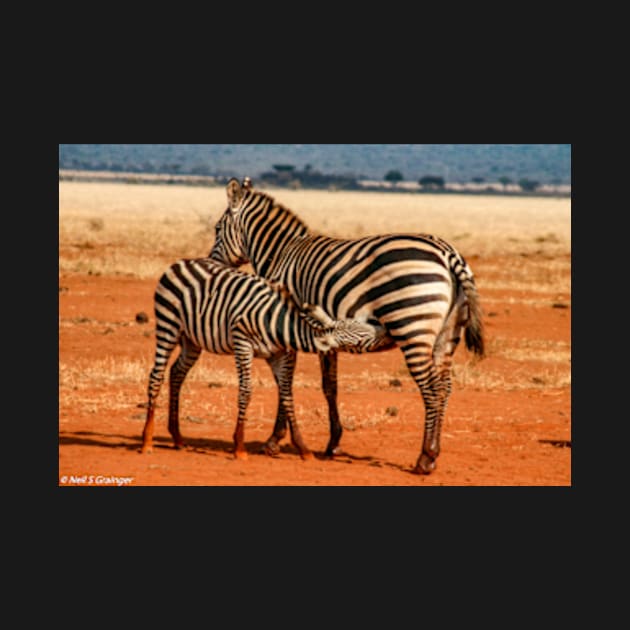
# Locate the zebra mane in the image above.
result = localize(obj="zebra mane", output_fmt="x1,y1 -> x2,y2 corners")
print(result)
242,185 -> 311,237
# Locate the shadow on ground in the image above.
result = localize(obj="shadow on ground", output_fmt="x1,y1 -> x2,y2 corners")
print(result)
58,430 -> 410,472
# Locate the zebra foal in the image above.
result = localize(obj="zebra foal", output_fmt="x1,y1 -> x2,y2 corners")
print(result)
209,178 -> 485,474
141,258 -> 388,460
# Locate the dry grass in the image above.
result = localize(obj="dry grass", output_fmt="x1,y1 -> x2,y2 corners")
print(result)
59,180 -> 571,404
488,337 -> 571,363
59,181 -> 571,279
59,182 -> 218,278
59,357 -> 238,390
270,188 -> 571,258
477,257 -> 571,295
59,329 -> 571,398
453,361 -> 571,390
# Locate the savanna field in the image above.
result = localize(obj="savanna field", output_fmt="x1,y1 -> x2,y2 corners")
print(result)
58,182 -> 571,486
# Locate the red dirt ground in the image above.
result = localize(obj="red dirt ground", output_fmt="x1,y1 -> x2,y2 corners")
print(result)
58,261 -> 571,486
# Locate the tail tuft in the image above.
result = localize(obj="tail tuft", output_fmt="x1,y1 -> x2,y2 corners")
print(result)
445,246 -> 485,360
464,289 -> 485,359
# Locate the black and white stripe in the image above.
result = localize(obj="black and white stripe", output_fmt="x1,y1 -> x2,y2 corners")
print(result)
141,258 -> 388,460
210,178 -> 485,474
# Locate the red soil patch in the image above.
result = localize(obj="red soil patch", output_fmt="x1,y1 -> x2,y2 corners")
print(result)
58,260 -> 571,486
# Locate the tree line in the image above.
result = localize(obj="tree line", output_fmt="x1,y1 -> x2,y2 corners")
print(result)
384,170 -> 541,192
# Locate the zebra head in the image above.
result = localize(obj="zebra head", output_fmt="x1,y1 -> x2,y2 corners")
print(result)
209,177 -> 310,277
210,177 -> 250,267
331,317 -> 393,354
301,304 -> 393,354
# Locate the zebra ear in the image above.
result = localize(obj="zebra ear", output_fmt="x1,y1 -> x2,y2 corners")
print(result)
226,178 -> 244,213
242,176 -> 253,190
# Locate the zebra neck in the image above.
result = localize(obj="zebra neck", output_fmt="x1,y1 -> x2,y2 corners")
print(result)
254,242 -> 299,282
244,204 -> 310,279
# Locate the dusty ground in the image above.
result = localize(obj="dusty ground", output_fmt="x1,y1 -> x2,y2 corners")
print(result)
58,254 -> 571,486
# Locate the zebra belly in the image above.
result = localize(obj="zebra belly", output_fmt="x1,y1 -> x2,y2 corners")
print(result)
299,259 -> 451,347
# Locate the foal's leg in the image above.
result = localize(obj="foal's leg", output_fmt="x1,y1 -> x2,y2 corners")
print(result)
233,337 -> 254,460
141,331 -> 179,453
167,337 -> 202,449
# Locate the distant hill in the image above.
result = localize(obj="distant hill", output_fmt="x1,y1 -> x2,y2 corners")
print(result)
58,144 -> 571,185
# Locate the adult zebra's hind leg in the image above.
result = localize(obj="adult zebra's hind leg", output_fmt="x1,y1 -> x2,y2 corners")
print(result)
410,289 -> 470,474
167,337 -> 202,449
319,351 -> 343,457
401,344 -> 445,475
265,351 -> 313,460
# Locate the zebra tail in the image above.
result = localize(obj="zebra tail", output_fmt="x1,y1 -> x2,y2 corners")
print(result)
449,251 -> 485,359
464,284 -> 485,359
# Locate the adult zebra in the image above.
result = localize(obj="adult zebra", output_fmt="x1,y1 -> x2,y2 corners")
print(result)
140,258 -> 388,459
209,178 -> 485,474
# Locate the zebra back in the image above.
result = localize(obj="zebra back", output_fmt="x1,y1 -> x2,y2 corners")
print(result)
154,259 -> 389,357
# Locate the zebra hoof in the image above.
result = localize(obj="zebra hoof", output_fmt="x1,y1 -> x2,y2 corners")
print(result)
262,440 -> 280,457
323,446 -> 341,459
172,437 -> 185,449
300,450 -> 314,461
234,450 -> 248,461
413,453 -> 436,475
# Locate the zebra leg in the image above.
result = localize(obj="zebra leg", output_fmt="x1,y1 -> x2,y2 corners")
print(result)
142,366 -> 163,453
287,415 -> 314,460
267,351 -> 313,461
262,350 -> 297,456
141,331 -> 179,453
319,351 -> 343,457
395,342 -> 444,474
141,364 -> 166,454
142,404 -> 157,454
414,371 -> 445,475
233,337 -> 254,460
411,294 -> 468,474
167,337 -> 202,449
266,350 -> 313,460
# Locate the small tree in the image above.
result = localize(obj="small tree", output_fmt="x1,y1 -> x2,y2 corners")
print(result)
419,175 -> 445,189
498,176 -> 512,189
273,164 -> 295,172
384,170 -> 404,185
518,178 -> 539,192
